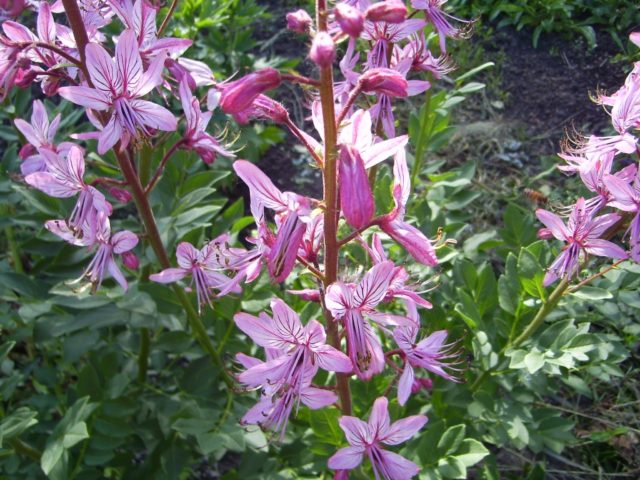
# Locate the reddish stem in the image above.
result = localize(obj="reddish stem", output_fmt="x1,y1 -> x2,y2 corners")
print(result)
144,140 -> 184,194
316,0 -> 352,416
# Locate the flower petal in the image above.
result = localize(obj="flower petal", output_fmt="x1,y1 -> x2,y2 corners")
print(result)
328,446 -> 365,470
86,42 -> 122,95
397,363 -> 414,406
116,29 -> 143,93
368,397 -> 391,439
149,268 -> 188,283
382,414 -> 428,446
131,99 -> 177,131
58,86 -> 110,110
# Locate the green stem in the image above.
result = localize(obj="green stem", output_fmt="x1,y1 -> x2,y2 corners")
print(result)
5,225 -> 24,274
8,438 -> 41,461
510,278 -> 570,348
138,143 -> 153,187
470,278 -> 570,391
137,328 -> 151,383
410,78 -> 433,187
317,0 -> 352,416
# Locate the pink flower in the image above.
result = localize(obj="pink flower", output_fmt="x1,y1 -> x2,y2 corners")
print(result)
108,0 -> 192,59
219,68 -> 281,114
411,0 -> 471,52
179,79 -> 234,164
328,396 -> 427,480
47,214 -> 138,291
379,149 -> 438,266
604,172 -> 640,261
362,234 -> 433,309
233,160 -> 312,283
536,198 -> 628,286
25,146 -> 111,232
394,305 -> 459,405
58,29 -> 176,154
235,298 -> 351,436
150,241 -> 238,311
14,100 -> 76,175
325,261 -> 400,379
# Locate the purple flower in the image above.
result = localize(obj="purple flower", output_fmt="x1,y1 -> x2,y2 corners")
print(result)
365,0 -> 407,24
150,240 -> 239,311
536,198 -> 628,286
58,29 -> 176,154
108,0 -> 192,59
362,234 -> 433,309
326,261 -> 401,380
14,100 -> 77,175
235,298 -> 352,436
47,213 -> 138,291
178,79 -> 234,164
233,160 -> 313,283
379,149 -> 438,266
286,9 -> 313,33
411,0 -> 472,53
394,304 -> 459,405
605,172 -> 640,261
25,146 -> 111,232
328,396 -> 427,480
334,3 -> 365,38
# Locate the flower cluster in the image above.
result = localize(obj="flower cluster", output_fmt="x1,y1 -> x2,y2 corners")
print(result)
6,1 -> 469,478
536,32 -> 640,285
8,0 -> 232,290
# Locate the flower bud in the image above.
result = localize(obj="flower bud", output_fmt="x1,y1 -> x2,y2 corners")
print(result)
631,31 -> 640,47
286,9 -> 312,33
365,0 -> 407,24
411,377 -> 433,394
334,3 -> 364,37
339,144 -> 374,229
309,32 -> 335,67
122,251 -> 139,270
219,68 -> 282,114
359,68 -> 408,97
108,186 -> 132,204
537,227 -> 554,240
18,143 -> 36,159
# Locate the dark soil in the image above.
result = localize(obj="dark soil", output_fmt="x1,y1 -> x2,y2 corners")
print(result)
477,27 -> 627,158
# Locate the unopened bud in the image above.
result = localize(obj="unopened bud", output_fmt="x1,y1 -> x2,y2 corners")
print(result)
365,0 -> 407,24
359,68 -> 408,97
631,31 -> 640,47
18,143 -> 36,159
411,377 -> 433,394
309,32 -> 335,67
334,3 -> 364,37
286,9 -> 313,33
108,186 -> 132,204
537,228 -> 554,240
219,68 -> 281,114
122,251 -> 139,270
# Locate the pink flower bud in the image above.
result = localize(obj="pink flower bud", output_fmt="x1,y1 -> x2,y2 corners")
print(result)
365,0 -> 407,24
334,3 -> 364,37
339,145 -> 374,229
286,9 -> 313,33
359,68 -> 408,97
411,377 -> 433,394
537,227 -> 554,240
18,143 -> 36,159
122,251 -> 139,270
108,186 -> 132,204
631,32 -> 640,47
219,68 -> 282,114
309,32 -> 335,67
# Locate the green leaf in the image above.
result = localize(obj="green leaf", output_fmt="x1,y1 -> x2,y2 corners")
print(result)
62,422 -> 89,449
570,286 -> 613,300
455,439 -> 490,467
0,407 -> 38,447
438,455 -> 467,479
309,408 -> 343,447
523,350 -> 545,374
437,425 -> 466,455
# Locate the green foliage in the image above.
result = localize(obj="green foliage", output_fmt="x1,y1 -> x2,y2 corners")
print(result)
450,0 -> 640,48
